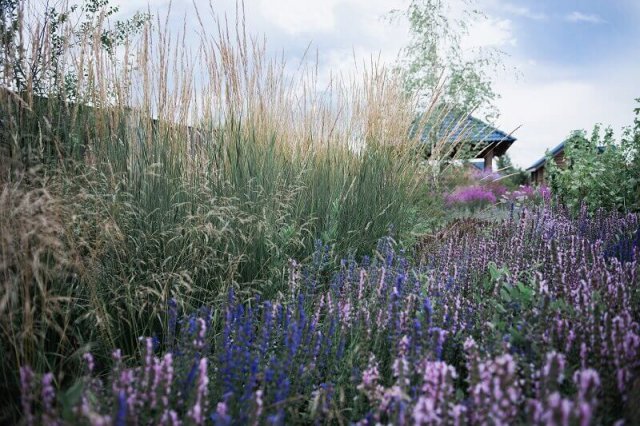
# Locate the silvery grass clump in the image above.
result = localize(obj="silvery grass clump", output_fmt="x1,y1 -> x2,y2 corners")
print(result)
0,0 -> 477,419
19,205 -> 640,425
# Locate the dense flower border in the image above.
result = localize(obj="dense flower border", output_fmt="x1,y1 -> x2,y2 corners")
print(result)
20,206 -> 640,425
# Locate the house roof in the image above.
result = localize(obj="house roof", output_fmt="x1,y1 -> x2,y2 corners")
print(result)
415,111 -> 517,158
527,141 -> 565,172
438,113 -> 517,144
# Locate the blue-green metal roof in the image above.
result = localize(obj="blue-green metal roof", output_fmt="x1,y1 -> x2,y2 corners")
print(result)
416,112 -> 516,145
527,141 -> 565,172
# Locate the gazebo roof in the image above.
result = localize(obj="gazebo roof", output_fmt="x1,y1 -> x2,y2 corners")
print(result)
415,111 -> 516,158
439,113 -> 516,144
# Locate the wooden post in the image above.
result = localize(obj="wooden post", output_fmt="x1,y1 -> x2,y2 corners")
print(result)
483,148 -> 494,171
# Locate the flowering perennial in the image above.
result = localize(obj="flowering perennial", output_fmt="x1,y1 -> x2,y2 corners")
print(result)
446,185 -> 497,206
19,205 -> 640,425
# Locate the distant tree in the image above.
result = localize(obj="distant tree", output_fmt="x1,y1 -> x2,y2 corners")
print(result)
496,153 -> 527,187
0,0 -> 150,166
0,0 -> 149,98
392,0 -> 505,119
628,98 -> 640,204
496,153 -> 513,170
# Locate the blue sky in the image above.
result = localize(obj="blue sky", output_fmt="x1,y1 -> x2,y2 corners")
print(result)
114,0 -> 640,167
499,1 -> 637,65
482,0 -> 640,166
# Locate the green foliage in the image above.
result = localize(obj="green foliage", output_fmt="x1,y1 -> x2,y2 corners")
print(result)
478,263 -> 539,350
495,153 -> 513,170
547,103 -> 640,212
496,154 -> 528,188
0,0 -> 149,96
627,97 -> 640,202
393,0 -> 503,117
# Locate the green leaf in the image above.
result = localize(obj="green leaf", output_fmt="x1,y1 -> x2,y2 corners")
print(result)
60,380 -> 84,420
494,302 -> 507,314
500,288 -> 511,303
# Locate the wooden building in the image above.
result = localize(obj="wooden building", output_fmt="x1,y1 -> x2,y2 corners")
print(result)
527,142 -> 566,185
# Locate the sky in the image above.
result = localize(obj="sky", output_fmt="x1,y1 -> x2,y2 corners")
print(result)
113,0 -> 640,168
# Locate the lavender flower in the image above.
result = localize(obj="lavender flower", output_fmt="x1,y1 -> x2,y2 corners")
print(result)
20,367 -> 35,426
446,185 -> 497,206
187,358 -> 209,425
83,352 -> 95,373
15,205 -> 640,425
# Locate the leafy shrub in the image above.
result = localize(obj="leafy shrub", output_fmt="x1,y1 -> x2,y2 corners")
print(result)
547,100 -> 640,212
496,153 -> 529,188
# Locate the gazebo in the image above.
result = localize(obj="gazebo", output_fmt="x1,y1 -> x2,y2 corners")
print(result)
417,111 -> 516,170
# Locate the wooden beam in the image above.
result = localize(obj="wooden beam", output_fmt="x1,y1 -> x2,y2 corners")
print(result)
483,148 -> 494,171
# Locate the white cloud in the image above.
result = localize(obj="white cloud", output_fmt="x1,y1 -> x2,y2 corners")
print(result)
463,17 -> 517,49
494,59 -> 638,168
257,0 -> 338,34
503,4 -> 547,21
565,11 -> 605,24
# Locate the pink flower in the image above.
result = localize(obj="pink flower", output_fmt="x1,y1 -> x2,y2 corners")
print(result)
539,185 -> 551,200
188,358 -> 209,425
41,373 -> 57,423
413,396 -> 440,425
362,363 -> 380,388
83,353 -> 95,373
446,185 -> 497,206
20,366 -> 35,426
193,318 -> 207,350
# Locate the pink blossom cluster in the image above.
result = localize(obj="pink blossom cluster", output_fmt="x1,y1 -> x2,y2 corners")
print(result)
446,185 -> 497,206
504,184 -> 552,203
356,340 -> 602,425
